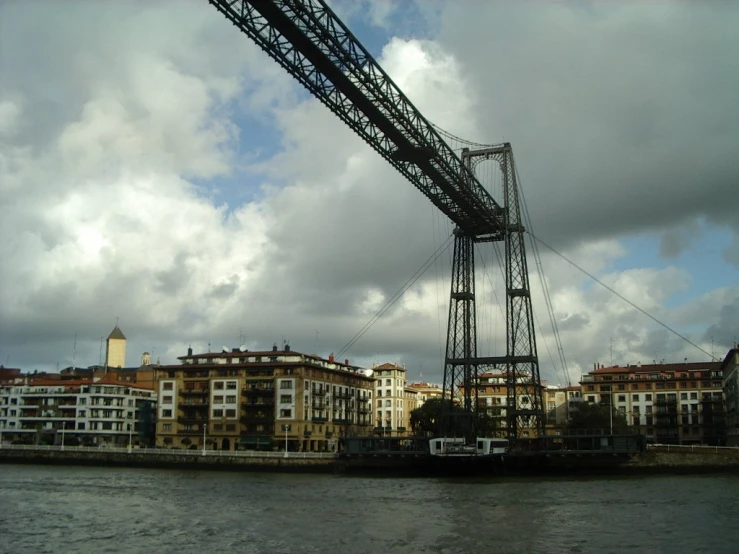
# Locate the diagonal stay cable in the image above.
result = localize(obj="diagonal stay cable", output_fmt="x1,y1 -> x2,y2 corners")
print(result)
531,234 -> 717,361
336,233 -> 454,359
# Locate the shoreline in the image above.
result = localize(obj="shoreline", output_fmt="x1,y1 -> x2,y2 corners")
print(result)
2,445 -> 738,477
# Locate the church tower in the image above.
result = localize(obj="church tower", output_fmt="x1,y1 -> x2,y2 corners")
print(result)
106,325 -> 127,369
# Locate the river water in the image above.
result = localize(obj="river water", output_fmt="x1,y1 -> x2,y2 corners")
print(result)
0,464 -> 737,553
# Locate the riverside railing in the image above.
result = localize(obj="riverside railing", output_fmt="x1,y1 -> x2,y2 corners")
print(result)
647,443 -> 739,454
0,443 -> 337,459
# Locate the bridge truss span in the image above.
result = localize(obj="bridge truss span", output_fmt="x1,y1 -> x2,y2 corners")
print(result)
208,0 -> 545,442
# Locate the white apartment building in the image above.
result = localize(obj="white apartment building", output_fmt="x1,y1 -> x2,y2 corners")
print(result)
373,362 -> 408,434
0,374 -> 156,447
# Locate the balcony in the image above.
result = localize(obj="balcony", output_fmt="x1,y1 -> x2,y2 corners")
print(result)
180,401 -> 208,408
177,416 -> 208,424
311,416 -> 328,423
178,428 -> 204,435
180,388 -> 209,396
241,414 -> 272,423
242,398 -> 275,407
242,387 -> 274,396
333,418 -> 350,424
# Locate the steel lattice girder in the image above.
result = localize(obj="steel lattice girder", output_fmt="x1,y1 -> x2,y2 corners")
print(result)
208,0 -> 505,236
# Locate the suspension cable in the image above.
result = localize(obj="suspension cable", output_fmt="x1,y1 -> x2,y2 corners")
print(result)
531,234 -> 717,361
336,233 -> 455,359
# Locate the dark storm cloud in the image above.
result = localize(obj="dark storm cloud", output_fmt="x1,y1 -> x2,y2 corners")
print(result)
433,1 -> 739,248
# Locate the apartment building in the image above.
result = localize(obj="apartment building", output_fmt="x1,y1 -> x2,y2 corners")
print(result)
580,361 -> 724,444
154,345 -> 374,452
544,386 -> 569,430
475,370 -> 546,438
0,374 -> 155,447
372,362 -> 407,435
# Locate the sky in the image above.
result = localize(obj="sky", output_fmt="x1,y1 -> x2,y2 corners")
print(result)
1,0 -> 737,387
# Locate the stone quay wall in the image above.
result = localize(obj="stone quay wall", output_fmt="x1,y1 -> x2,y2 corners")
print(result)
0,445 -> 336,473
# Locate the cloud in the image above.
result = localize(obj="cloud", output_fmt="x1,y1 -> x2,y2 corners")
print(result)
1,0 -> 737,392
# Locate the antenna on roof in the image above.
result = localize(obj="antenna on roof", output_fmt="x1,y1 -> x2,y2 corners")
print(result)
222,345 -> 229,353
239,345 -> 248,352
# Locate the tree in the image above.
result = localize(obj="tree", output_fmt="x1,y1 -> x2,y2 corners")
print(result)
410,398 -> 502,438
410,397 -> 447,437
568,402 -> 629,433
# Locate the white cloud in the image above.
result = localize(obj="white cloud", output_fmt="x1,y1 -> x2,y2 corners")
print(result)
0,1 -> 736,390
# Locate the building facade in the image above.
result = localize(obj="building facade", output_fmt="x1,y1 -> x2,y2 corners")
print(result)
722,346 -> 739,446
372,362 -> 408,435
154,346 -> 374,452
580,361 -> 724,444
0,374 -> 155,447
475,370 -> 547,438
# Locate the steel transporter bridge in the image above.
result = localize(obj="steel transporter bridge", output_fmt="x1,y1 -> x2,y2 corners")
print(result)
207,0 -> 544,450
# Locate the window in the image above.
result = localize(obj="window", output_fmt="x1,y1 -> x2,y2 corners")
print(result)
690,392 -> 698,399
226,409 -> 236,418
680,392 -> 687,400
163,423 -> 172,431
385,379 -> 391,386
618,395 -> 626,402
617,384 -> 625,391
645,394 -> 652,401
385,400 -> 391,407
377,390 -> 382,397
213,409 -> 223,418
226,381 -> 237,390
377,400 -> 382,407
631,384 -> 639,390
226,395 -> 236,404
280,409 -> 292,418
280,381 -> 293,390
587,396 -> 595,402
162,409 -> 172,418
280,395 -> 292,403
163,396 -> 173,404
163,382 -> 173,391
79,410 -> 86,417
214,382 -> 224,390
632,394 -> 639,401
77,422 -> 85,430
226,424 -> 236,431
214,395 -> 224,403
214,424 -> 223,431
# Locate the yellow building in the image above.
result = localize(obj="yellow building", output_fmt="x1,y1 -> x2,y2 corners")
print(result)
155,346 -> 374,452
105,325 -> 127,369
474,370 -> 547,438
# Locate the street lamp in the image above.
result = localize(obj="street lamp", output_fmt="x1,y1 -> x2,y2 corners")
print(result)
282,424 -> 290,458
127,414 -> 134,454
202,423 -> 207,456
61,421 -> 66,451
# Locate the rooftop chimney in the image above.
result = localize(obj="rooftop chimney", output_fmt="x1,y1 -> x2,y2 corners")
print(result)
187,347 -> 193,356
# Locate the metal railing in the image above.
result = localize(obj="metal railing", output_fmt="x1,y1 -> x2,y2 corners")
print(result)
647,443 -> 739,453
0,442 -> 337,459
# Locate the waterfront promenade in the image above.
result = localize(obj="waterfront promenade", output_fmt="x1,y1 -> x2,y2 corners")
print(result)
0,443 -> 336,472
2,442 -> 739,474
